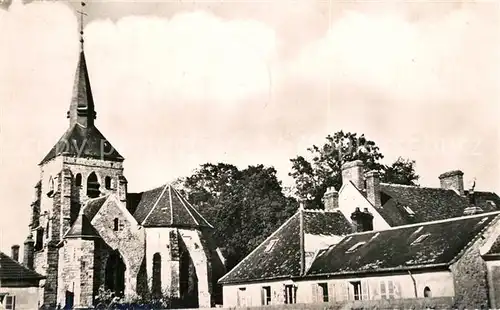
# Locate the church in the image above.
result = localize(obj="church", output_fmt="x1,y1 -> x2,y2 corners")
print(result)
21,46 -> 226,309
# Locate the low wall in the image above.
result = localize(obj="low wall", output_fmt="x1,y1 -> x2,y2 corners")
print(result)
182,297 -> 455,310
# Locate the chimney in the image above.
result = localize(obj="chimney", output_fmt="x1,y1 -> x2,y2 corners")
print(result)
11,244 -> 20,262
342,160 -> 365,190
322,187 -> 338,211
350,207 -> 374,233
365,171 -> 381,208
24,234 -> 35,269
438,170 -> 464,196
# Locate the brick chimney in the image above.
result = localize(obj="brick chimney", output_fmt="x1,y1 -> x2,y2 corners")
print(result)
11,244 -> 20,262
342,160 -> 365,190
365,171 -> 381,208
322,187 -> 338,211
350,207 -> 374,232
24,234 -> 35,269
439,170 -> 464,196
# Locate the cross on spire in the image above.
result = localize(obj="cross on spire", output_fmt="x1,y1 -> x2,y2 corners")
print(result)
77,1 -> 87,49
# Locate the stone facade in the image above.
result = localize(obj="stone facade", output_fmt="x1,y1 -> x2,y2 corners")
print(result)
26,49 -> 225,309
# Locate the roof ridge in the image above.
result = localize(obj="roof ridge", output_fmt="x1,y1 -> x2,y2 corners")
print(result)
344,210 -> 500,237
172,187 -> 199,226
173,187 -> 214,228
219,211 -> 300,284
142,184 -> 169,225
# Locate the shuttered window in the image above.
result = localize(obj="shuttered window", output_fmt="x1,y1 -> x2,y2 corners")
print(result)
5,296 -> 15,310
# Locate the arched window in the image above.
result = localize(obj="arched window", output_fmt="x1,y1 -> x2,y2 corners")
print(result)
424,286 -> 431,298
113,218 -> 119,231
87,172 -> 100,198
152,253 -> 162,298
75,173 -> 82,187
105,176 -> 112,190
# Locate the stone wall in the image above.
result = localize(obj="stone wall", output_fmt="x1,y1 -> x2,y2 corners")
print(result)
450,216 -> 500,309
91,195 -> 145,298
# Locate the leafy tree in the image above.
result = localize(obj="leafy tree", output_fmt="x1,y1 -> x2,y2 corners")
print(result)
381,157 -> 419,186
289,131 -> 418,208
181,163 -> 297,270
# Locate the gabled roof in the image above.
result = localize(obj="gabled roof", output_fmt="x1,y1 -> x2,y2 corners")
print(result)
218,210 -> 351,284
0,252 -> 44,281
65,213 -> 100,239
40,124 -> 124,165
376,183 -> 500,226
83,195 -> 109,221
129,184 -> 213,228
306,212 -> 499,277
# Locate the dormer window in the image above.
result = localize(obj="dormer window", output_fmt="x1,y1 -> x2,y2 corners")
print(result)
346,242 -> 366,253
411,233 -> 430,245
403,206 -> 415,216
113,218 -> 120,231
264,239 -> 278,252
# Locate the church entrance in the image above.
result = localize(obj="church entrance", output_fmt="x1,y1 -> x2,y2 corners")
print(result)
105,251 -> 126,297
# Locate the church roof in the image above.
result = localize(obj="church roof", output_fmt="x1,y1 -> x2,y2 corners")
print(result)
130,184 -> 214,229
65,213 -> 100,239
40,50 -> 123,165
218,210 -> 351,284
305,212 -> 499,277
40,124 -> 124,164
0,252 -> 44,281
375,183 -> 500,226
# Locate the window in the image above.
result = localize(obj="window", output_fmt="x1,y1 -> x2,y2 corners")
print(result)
35,228 -> 43,251
424,286 -> 431,298
5,295 -> 15,310
237,288 -> 247,306
262,286 -> 271,305
318,283 -> 329,302
47,176 -> 54,197
350,281 -> 362,300
380,280 -> 395,299
105,176 -> 112,190
346,242 -> 366,254
264,239 -> 278,252
113,218 -> 120,231
152,253 -> 162,298
411,234 -> 430,245
75,173 -> 82,187
403,206 -> 415,216
87,172 -> 100,198
284,284 -> 296,304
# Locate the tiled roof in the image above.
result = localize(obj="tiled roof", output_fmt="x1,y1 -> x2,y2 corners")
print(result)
40,124 -> 124,165
130,184 -> 213,228
0,252 -> 44,281
218,210 -> 351,284
65,213 -> 100,239
376,183 -> 500,226
83,195 -> 108,221
306,213 -> 499,277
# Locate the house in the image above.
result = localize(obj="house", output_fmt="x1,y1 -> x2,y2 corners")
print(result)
301,211 -> 500,308
0,246 -> 44,310
26,47 -> 225,309
219,160 -> 500,308
218,208 -> 353,306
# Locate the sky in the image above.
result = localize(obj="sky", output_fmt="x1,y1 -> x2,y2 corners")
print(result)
0,0 -> 499,252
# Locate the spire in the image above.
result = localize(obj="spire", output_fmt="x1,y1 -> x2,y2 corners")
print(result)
67,1 -> 95,128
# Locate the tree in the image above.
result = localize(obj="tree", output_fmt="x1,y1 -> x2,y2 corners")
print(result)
381,157 -> 419,186
289,131 -> 419,208
181,163 -> 297,270
289,131 -> 384,208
